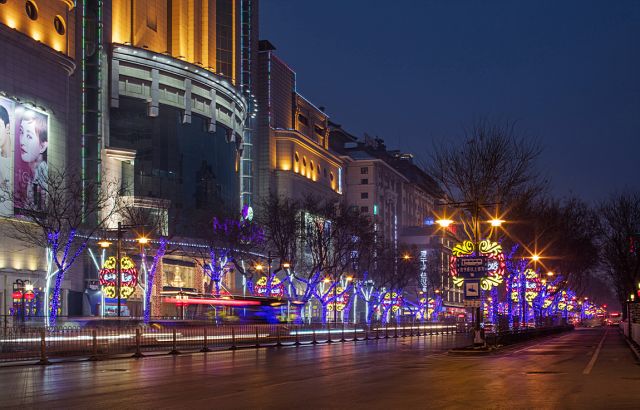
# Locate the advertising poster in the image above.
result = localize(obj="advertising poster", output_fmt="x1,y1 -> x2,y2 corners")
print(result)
13,102 -> 48,212
0,94 -> 49,214
0,96 -> 14,216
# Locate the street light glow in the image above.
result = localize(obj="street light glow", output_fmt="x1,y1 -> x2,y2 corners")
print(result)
489,219 -> 505,227
402,254 -> 411,260
531,254 -> 541,262
283,262 -> 291,269
436,219 -> 454,228
255,264 -> 264,271
137,237 -> 149,245
98,240 -> 112,248
547,271 -> 554,277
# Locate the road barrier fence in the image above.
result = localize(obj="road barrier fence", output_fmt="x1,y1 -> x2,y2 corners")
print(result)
0,322 -> 464,364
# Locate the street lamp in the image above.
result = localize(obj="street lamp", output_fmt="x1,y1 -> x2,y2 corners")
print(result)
435,219 -> 454,228
489,219 -> 505,227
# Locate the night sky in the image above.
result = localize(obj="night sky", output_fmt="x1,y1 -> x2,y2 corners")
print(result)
261,0 -> 640,203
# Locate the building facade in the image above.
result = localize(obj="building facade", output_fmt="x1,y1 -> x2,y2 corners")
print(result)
0,0 -> 80,317
255,40 -> 343,204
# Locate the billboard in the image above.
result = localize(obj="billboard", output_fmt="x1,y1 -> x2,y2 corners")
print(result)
0,95 -> 49,215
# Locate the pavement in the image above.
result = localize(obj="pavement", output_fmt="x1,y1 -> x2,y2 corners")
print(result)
0,327 -> 638,409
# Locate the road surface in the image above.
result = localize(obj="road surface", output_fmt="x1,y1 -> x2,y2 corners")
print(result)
0,328 -> 638,409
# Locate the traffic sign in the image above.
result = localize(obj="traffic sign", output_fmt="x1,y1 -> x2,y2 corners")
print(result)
464,280 -> 480,299
456,256 -> 489,279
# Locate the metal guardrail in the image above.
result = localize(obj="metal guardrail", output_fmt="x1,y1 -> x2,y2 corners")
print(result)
0,322 -> 462,365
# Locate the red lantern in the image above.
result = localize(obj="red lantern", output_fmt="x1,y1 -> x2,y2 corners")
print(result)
24,291 -> 35,301
12,291 -> 22,299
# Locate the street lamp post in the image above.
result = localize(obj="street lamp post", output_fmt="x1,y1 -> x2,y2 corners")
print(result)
437,200 -> 502,346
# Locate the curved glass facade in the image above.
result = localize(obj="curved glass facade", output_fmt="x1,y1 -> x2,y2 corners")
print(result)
110,97 -> 239,234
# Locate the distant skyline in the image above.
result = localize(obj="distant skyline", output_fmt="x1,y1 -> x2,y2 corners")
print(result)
261,0 -> 640,203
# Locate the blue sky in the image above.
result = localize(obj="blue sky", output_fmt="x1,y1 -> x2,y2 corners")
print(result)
261,0 -> 640,202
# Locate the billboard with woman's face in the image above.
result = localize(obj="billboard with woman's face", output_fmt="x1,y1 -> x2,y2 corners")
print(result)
0,94 -> 49,215
0,96 -> 14,216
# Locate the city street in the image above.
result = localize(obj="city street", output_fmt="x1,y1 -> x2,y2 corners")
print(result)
0,328 -> 638,409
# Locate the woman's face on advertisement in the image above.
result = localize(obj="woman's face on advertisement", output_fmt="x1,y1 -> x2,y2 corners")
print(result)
19,119 -> 46,163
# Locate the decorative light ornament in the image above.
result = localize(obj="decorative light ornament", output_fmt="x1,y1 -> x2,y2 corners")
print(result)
99,256 -> 139,299
254,276 -> 285,298
449,240 -> 506,290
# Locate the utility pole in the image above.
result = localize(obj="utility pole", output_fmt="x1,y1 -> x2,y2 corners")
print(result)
116,222 -> 122,318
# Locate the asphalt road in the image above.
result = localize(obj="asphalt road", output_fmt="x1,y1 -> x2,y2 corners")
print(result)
0,328 -> 638,409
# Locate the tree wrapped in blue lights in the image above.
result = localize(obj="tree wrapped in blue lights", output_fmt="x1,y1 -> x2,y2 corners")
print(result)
0,168 -> 121,326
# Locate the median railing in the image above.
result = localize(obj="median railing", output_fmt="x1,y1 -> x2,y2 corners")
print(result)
0,322 -> 463,365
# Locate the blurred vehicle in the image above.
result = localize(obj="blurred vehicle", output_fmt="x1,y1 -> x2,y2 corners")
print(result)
605,312 -> 622,326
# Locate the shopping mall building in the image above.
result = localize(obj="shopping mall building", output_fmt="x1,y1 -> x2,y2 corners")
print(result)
0,0 -> 258,320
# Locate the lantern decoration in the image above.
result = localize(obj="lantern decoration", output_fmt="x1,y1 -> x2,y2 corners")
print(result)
416,297 -> 437,320
381,292 -> 403,313
99,256 -> 139,299
524,269 -> 541,306
450,240 -> 506,290
327,286 -> 350,312
254,276 -> 285,298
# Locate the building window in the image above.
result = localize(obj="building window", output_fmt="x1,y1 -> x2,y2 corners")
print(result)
361,192 -> 369,199
330,172 -> 334,181
216,0 -> 233,79
361,178 -> 368,185
317,164 -> 321,175
360,206 -> 369,213
302,156 -> 307,168
360,167 -> 368,174
298,114 -> 309,126
323,168 -> 327,178
25,1 -> 38,20
54,15 -> 66,35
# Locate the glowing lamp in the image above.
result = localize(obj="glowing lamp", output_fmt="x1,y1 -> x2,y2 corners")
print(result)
98,240 -> 112,248
25,283 -> 34,292
323,278 -> 331,284
282,262 -> 291,269
531,254 -> 540,262
489,219 -> 504,227
547,271 -> 554,277
137,237 -> 149,245
255,264 -> 264,272
402,254 -> 411,260
346,276 -> 353,282
436,219 -> 454,228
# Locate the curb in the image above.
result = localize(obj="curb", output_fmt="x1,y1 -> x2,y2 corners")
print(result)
622,333 -> 640,362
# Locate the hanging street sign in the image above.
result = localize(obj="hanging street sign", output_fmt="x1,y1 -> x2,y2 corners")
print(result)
456,256 -> 489,279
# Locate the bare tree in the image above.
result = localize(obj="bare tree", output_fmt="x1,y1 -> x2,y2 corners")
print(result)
598,192 -> 640,308
506,196 -> 599,291
427,119 -> 543,206
0,167 -> 120,325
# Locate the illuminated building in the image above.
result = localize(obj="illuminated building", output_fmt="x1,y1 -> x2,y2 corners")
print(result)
0,0 -> 79,317
255,40 -> 344,202
0,0 -> 259,319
